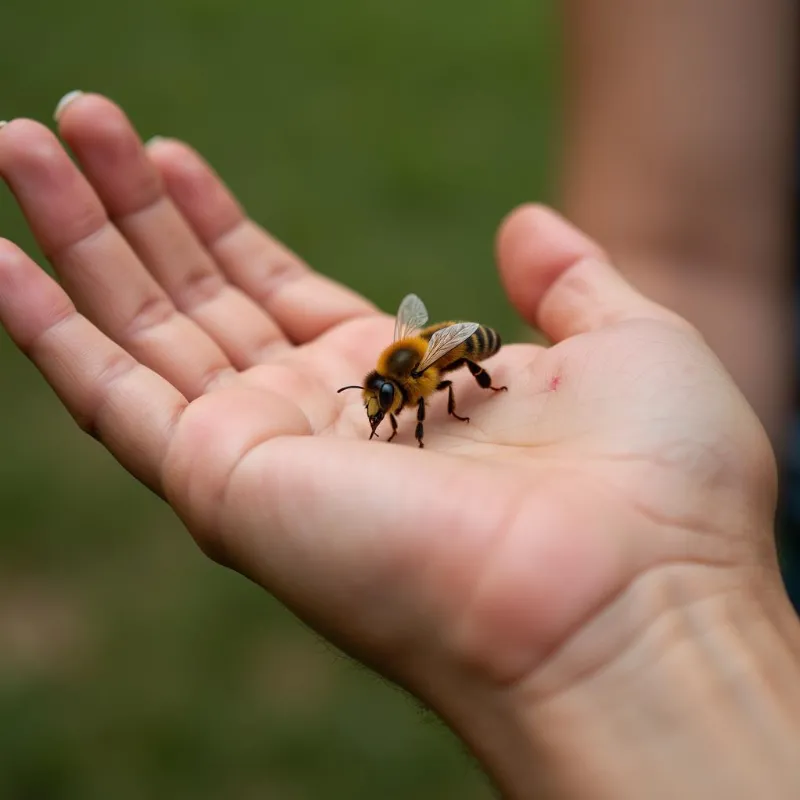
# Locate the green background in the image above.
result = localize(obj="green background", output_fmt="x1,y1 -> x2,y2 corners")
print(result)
0,2 -> 561,797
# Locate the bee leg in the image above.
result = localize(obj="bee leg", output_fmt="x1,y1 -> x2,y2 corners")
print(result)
436,380 -> 469,423
465,360 -> 508,392
387,414 -> 399,443
415,398 -> 426,448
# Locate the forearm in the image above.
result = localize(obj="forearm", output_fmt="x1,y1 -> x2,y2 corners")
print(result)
454,566 -> 800,798
559,0 -> 797,450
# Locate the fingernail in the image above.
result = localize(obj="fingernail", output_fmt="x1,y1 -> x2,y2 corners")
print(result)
145,135 -> 167,147
0,121 -> 8,131
54,90 -> 84,122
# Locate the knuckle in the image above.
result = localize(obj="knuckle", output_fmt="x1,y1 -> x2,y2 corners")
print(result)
124,293 -> 176,339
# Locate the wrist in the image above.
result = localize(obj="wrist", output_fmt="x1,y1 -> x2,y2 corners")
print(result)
446,563 -> 800,798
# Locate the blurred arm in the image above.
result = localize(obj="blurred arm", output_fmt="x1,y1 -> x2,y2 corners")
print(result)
560,0 -> 798,453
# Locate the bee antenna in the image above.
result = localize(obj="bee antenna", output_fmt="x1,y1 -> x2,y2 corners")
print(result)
337,385 -> 365,393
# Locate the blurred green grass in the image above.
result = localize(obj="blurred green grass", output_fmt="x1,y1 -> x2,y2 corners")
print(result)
0,1 -> 560,796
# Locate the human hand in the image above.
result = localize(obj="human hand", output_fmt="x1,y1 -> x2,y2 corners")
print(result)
1,94 -> 796,798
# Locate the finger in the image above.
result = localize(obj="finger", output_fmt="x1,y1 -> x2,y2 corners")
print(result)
0,239 -> 186,495
146,137 -> 378,343
55,92 -> 288,366
496,204 -> 687,342
0,118 -> 235,399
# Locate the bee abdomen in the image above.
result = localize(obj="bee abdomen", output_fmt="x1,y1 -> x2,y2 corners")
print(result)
466,325 -> 502,361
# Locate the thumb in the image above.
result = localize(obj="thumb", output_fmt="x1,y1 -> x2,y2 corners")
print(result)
496,204 -> 685,342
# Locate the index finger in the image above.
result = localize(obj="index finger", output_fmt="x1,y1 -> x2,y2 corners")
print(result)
146,138 -> 379,343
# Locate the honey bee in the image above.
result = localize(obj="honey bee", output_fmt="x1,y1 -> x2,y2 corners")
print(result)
338,293 -> 507,447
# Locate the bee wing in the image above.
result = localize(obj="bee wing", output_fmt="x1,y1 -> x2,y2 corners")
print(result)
416,322 -> 479,372
394,293 -> 429,341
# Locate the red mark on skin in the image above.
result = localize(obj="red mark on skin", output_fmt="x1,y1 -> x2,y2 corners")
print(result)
548,375 -> 561,392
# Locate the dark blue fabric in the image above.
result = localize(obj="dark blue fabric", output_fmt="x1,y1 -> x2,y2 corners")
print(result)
776,225 -> 800,612
774,145 -> 800,613
778,454 -> 800,611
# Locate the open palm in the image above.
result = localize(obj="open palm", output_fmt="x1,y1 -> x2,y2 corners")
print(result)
0,95 -> 779,727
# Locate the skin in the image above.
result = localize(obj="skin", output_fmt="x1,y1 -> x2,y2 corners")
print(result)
561,0 -> 797,454
1,94 -> 799,797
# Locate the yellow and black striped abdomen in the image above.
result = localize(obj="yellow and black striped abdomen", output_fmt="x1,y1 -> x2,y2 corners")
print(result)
419,321 -> 502,371
464,324 -> 502,362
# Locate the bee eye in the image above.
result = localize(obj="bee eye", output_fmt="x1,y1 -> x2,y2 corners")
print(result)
379,383 -> 395,408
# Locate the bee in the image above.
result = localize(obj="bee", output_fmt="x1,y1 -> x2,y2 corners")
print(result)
338,293 -> 507,447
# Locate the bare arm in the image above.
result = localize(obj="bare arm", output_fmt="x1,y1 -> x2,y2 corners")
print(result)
2,95 -> 800,795
560,0 -> 798,452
